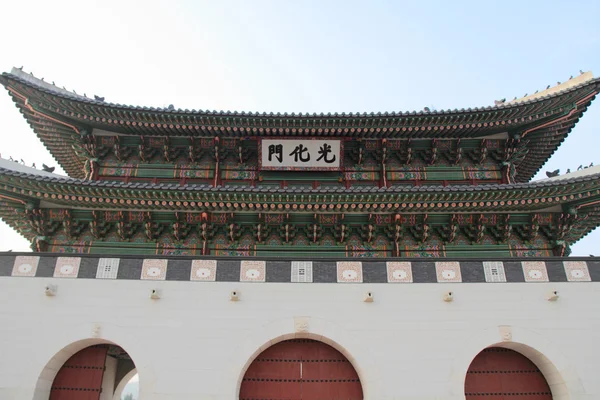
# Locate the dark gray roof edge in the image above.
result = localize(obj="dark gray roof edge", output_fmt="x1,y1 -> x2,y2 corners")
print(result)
2,70 -> 599,118
0,165 -> 598,195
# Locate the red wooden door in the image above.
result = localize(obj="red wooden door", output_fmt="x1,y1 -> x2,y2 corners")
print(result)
240,339 -> 363,400
50,345 -> 108,400
465,347 -> 553,399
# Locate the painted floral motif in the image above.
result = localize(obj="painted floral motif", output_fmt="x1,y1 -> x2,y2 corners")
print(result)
337,261 -> 363,283
346,235 -> 388,258
191,260 -> 217,281
463,167 -> 501,180
175,163 -> 213,178
509,237 -> 551,258
141,259 -> 168,280
240,261 -> 265,282
53,257 -> 81,278
435,262 -> 462,282
522,261 -> 548,282
387,262 -> 412,283
99,163 -> 138,177
387,168 -> 426,180
345,171 -> 377,181
12,256 -> 40,277
223,169 -> 256,180
405,244 -> 445,258
563,261 -> 591,282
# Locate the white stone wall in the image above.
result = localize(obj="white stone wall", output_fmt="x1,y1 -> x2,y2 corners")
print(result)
0,277 -> 599,400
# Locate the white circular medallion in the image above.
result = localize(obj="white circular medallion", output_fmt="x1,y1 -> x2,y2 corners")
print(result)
442,270 -> 456,279
342,270 -> 358,280
18,264 -> 32,274
528,269 -> 542,279
60,265 -> 74,275
393,269 -> 407,280
570,269 -> 584,279
245,269 -> 261,279
196,268 -> 212,278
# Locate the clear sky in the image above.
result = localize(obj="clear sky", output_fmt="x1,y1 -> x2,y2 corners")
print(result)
0,0 -> 599,255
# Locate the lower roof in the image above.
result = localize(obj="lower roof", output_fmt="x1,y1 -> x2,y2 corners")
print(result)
0,160 -> 599,246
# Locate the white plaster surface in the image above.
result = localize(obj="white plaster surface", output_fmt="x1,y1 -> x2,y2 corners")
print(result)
0,278 -> 599,399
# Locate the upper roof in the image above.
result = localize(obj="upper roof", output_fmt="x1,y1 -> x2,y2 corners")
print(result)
2,68 -> 599,181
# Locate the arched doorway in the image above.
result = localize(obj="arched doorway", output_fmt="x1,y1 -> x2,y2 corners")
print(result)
49,344 -> 135,400
465,347 -> 553,399
240,339 -> 363,400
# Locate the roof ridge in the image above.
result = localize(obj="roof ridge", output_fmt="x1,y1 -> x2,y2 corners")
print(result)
3,68 -> 600,117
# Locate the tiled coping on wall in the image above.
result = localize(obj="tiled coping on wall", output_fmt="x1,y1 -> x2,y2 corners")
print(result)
1,253 -> 599,283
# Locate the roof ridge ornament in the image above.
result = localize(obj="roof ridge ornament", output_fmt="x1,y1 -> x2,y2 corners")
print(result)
507,71 -> 594,105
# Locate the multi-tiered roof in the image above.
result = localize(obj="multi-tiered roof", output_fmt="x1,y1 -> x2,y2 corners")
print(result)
1,68 -> 599,257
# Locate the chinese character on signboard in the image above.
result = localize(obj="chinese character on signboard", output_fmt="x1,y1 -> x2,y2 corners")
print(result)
260,139 -> 342,171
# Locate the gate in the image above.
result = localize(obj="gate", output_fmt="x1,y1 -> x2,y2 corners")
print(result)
49,345 -> 108,400
465,347 -> 553,399
240,339 -> 363,399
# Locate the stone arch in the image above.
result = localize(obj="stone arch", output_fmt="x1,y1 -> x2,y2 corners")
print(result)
487,342 -> 571,399
113,368 -> 138,400
232,317 -> 376,399
33,338 -> 137,400
451,326 -> 579,400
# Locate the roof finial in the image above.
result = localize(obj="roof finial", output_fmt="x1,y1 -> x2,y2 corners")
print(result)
580,69 -> 584,75
546,85 -> 551,89
557,81 -> 561,85
42,164 -> 55,173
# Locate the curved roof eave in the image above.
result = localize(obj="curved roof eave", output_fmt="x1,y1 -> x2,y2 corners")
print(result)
0,162 -> 599,196
0,68 -> 598,118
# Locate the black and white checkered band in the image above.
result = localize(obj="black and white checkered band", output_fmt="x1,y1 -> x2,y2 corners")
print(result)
1,254 -> 599,283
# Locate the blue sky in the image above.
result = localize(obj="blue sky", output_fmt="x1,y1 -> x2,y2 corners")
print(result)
0,0 -> 599,255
